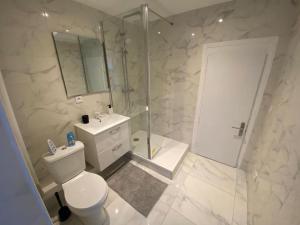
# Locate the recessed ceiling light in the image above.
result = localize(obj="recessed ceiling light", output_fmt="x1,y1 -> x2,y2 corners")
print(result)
191,33 -> 195,37
41,10 -> 49,18
218,18 -> 223,23
65,29 -> 70,32
157,31 -> 161,35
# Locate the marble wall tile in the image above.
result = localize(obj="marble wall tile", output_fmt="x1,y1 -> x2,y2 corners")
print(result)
243,14 -> 300,225
0,0 -> 116,179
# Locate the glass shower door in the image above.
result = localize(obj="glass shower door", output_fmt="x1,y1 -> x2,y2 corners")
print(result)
113,8 -> 149,159
123,9 -> 150,159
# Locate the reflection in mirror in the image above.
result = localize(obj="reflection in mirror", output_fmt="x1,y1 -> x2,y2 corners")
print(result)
53,32 -> 87,97
79,37 -> 108,93
52,32 -> 108,98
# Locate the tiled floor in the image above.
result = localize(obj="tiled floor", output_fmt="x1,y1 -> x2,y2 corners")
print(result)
51,152 -> 247,225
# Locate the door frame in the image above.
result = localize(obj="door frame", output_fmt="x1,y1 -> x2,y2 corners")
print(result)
192,37 -> 278,167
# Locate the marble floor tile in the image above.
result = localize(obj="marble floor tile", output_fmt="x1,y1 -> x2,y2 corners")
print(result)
106,196 -> 146,225
159,183 -> 180,207
190,155 -> 237,195
172,194 -> 228,225
146,200 -> 171,225
162,209 -> 195,225
236,169 -> 247,199
232,170 -> 247,225
172,175 -> 235,225
104,188 -> 119,208
179,152 -> 197,173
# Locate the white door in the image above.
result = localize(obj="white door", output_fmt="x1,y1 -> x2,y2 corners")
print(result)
192,38 -> 277,167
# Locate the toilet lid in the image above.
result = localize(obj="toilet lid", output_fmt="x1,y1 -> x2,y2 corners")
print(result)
62,171 -> 108,210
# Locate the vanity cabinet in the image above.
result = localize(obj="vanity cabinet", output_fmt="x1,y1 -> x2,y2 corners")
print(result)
75,114 -> 131,171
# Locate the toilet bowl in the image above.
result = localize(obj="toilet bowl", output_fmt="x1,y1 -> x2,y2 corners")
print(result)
43,141 -> 109,225
63,171 -> 108,225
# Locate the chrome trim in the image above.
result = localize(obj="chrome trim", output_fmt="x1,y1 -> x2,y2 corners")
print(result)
142,4 -> 152,160
98,22 -> 114,107
148,8 -> 174,26
121,19 -> 131,114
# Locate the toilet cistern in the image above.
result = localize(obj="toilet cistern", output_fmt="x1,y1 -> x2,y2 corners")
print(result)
43,141 -> 108,225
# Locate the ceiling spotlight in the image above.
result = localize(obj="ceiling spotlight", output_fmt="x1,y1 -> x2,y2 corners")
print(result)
218,18 -> 223,23
157,31 -> 161,35
191,33 -> 195,37
41,10 -> 49,18
65,29 -> 70,32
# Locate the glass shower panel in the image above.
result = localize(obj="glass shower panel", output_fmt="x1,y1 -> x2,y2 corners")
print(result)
102,19 -> 127,115
106,9 -> 149,159
123,11 -> 149,159
148,10 -> 170,158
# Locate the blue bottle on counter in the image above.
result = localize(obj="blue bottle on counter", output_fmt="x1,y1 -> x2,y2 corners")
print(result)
67,131 -> 76,146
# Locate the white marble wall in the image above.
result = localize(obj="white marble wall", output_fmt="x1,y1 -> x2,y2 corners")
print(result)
242,13 -> 300,225
148,0 -> 298,145
0,0 -> 114,179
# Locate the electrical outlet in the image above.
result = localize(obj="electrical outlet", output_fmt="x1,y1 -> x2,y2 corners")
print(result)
75,96 -> 83,104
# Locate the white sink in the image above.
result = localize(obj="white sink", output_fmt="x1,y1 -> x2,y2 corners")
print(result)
74,113 -> 130,136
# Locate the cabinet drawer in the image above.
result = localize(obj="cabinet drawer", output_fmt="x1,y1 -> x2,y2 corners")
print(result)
97,141 -> 130,171
95,122 -> 129,154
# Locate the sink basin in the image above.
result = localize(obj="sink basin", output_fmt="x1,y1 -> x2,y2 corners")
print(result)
74,114 -> 130,135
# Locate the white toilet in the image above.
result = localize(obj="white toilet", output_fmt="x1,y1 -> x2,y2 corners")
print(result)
43,141 -> 108,225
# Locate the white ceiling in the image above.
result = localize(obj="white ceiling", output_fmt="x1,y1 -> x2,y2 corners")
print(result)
73,0 -> 232,18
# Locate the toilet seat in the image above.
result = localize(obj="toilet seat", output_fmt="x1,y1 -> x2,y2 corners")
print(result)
62,171 -> 108,216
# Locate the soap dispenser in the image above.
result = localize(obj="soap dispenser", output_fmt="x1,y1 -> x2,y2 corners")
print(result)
67,131 -> 75,146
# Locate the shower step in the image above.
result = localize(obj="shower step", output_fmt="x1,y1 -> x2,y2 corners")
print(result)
130,130 -> 189,179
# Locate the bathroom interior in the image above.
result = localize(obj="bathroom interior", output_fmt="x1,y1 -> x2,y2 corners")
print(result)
0,0 -> 300,225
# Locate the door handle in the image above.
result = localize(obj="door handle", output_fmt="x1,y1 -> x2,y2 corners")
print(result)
232,122 -> 246,137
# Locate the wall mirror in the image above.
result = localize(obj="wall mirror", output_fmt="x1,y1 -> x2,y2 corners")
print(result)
52,32 -> 109,97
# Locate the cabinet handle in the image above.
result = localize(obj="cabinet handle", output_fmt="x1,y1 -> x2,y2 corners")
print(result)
109,127 -> 120,135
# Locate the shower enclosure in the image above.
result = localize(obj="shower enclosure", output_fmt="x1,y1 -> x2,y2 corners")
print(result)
107,4 -> 185,163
